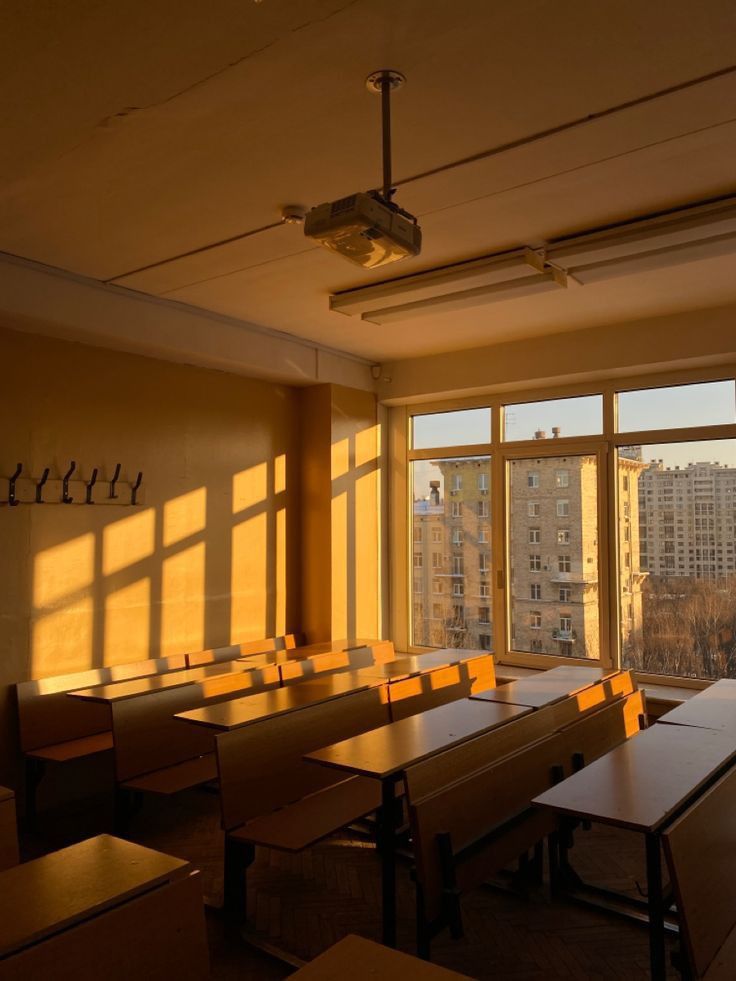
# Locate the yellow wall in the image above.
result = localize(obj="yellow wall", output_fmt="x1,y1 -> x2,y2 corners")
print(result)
0,326 -> 302,783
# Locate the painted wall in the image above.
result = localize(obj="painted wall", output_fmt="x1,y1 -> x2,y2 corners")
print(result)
0,326 -> 302,784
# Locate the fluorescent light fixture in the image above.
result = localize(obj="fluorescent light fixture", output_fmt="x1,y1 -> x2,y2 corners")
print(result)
360,269 -> 567,325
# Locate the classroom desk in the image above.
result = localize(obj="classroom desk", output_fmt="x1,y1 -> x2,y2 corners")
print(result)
305,697 -> 531,947
470,664 -> 612,709
289,933 -> 474,980
67,660 -> 264,704
236,638 -> 380,664
532,723 -> 736,980
356,648 -> 487,682
175,671 -> 385,731
656,678 -> 736,734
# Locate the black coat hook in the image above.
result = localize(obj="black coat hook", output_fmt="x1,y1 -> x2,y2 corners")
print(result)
109,462 -> 121,499
85,468 -> 98,504
8,463 -> 22,507
35,468 -> 50,504
131,471 -> 143,505
62,461 -> 76,504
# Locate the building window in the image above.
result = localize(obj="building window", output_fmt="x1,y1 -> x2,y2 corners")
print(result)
623,475 -> 629,492
432,552 -> 442,568
432,527 -> 442,543
452,556 -> 463,575
478,634 -> 492,650
560,615 -> 572,633
432,603 -> 442,618
413,554 -> 423,568
451,501 -> 461,518
530,611 -> 542,629
414,526 -> 423,542
451,474 -> 462,492
529,528 -> 541,544
559,586 -> 571,602
478,473 -> 489,492
529,554 -> 541,571
557,500 -> 570,517
528,502 -> 540,517
555,470 -> 569,488
453,582 -> 464,597
478,606 -> 491,624
558,555 -> 571,573
478,527 -> 488,543
528,472 -> 539,488
478,500 -> 489,518
479,583 -> 490,598
530,583 -> 541,600
452,529 -> 463,546
557,529 -> 570,545
479,554 -> 490,573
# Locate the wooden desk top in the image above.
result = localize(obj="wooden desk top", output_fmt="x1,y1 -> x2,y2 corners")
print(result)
357,648 -> 487,681
0,834 -> 190,957
471,664 -> 608,708
175,671 -> 383,731
533,723 -> 736,833
290,934 -> 474,980
305,698 -> 530,780
0,786 -> 13,804
657,678 -> 736,733
68,660 -> 255,703
237,638 -> 380,664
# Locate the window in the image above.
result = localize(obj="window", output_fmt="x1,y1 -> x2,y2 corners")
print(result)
555,470 -> 569,488
451,501 -> 462,518
432,527 -> 442,543
557,529 -> 570,545
479,554 -> 490,573
432,603 -> 442,618
559,587 -> 571,602
478,634 -> 492,650
529,528 -> 541,544
478,473 -> 489,492
432,552 -> 442,569
557,500 -> 569,517
478,527 -> 488,543
558,555 -> 571,573
479,583 -> 490,598
452,556 -> 463,575
528,502 -> 540,517
478,500 -> 489,518
413,554 -> 423,568
530,611 -> 542,629
452,529 -> 463,546
617,380 -> 736,433
413,407 -> 491,449
528,472 -> 539,488
453,582 -> 464,597
529,554 -> 541,571
559,615 -> 572,633
478,606 -> 491,624
451,474 -> 462,492
414,526 -> 423,542
503,394 -> 603,441
530,583 -> 541,600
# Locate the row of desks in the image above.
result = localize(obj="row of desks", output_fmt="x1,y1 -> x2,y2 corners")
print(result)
533,678 -> 736,980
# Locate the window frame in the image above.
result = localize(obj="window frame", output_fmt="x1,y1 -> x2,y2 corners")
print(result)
398,365 -> 736,687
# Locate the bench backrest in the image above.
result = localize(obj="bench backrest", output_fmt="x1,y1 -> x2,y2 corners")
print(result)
388,655 -> 495,722
0,789 -> 19,871
216,685 -> 391,831
111,665 -> 281,782
408,687 -> 646,924
663,764 -> 736,979
279,641 -> 396,684
186,633 -> 304,668
405,672 -> 635,801
16,654 -> 188,752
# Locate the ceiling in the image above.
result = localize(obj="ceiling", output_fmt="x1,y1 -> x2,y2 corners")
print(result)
2,0 -> 736,363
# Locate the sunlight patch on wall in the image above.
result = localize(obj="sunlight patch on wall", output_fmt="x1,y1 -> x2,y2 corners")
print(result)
33,532 -> 95,608
274,454 -> 287,495
161,542 -> 205,656
331,490 -> 348,638
276,507 -> 286,635
104,578 -> 151,665
32,597 -> 94,676
163,488 -> 206,547
103,508 -> 155,576
233,462 -> 267,514
231,512 -> 267,641
331,437 -> 350,480
356,424 -> 380,467
355,470 -> 378,637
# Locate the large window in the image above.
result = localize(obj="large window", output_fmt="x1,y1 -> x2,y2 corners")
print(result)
405,375 -> 736,683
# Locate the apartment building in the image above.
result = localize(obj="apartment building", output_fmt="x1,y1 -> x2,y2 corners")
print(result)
639,460 -> 736,578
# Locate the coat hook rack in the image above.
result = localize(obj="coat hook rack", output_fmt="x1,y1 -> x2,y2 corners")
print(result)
85,468 -> 98,504
8,463 -> 22,507
62,461 -> 76,504
35,468 -> 50,504
131,471 -> 143,506
109,463 -> 121,499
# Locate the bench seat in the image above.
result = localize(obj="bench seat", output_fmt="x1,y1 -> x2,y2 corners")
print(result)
231,775 -> 381,852
27,731 -> 114,762
120,754 -> 217,795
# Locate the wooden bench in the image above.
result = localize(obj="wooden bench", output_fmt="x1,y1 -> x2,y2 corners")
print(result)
663,764 -> 736,979
186,631 -> 304,667
215,684 -> 392,921
386,654 -> 496,722
0,787 -> 19,872
290,934 -> 474,980
16,653 -> 188,820
406,681 -> 645,957
279,640 -> 396,684
0,834 -> 208,979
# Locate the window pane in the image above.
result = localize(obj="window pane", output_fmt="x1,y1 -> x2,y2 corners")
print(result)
412,408 -> 491,450
619,438 -> 736,680
412,456 -> 492,649
508,454 -> 599,659
617,380 -> 735,433
503,395 -> 602,441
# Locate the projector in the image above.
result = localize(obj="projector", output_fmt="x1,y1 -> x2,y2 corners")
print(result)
304,191 -> 422,269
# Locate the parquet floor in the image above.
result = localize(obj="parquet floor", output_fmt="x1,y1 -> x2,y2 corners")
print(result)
119,788 -> 678,980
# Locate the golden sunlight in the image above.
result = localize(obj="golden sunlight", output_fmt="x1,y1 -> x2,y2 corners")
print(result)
163,488 -> 206,547
103,508 -> 155,576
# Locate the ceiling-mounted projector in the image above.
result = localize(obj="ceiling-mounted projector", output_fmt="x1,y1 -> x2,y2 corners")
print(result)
304,70 -> 422,269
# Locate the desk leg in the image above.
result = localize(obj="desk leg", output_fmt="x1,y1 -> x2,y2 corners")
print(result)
645,833 -> 666,981
378,776 -> 399,947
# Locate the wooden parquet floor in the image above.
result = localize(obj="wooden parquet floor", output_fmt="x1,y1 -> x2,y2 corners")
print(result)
123,789 -> 678,980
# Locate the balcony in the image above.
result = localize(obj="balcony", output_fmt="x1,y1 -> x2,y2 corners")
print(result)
552,628 -> 577,641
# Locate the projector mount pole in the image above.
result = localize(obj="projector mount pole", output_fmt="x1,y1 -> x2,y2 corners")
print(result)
366,70 -> 406,205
